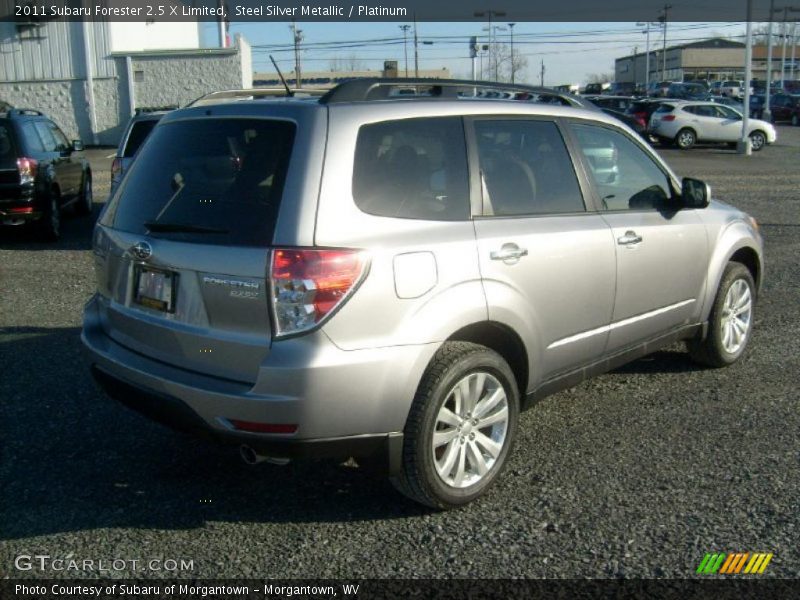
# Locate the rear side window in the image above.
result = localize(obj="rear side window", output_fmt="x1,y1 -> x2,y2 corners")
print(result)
20,123 -> 45,153
474,119 -> 584,216
0,125 -> 14,160
107,118 -> 295,247
123,119 -> 159,157
655,104 -> 675,114
33,122 -> 58,152
352,117 -> 469,221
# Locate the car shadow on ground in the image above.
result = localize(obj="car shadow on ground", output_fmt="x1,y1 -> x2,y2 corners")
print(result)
0,327 -> 709,540
0,203 -> 98,251
610,349 -> 705,375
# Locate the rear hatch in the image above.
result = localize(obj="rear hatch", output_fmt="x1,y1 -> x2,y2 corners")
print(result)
94,116 -> 296,383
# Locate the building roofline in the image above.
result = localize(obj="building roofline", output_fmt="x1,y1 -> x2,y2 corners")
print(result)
111,47 -> 237,58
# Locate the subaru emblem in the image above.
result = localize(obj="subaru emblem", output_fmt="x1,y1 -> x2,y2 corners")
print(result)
131,241 -> 152,261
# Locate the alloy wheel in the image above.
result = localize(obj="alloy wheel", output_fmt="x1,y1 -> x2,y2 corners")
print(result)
432,371 -> 509,489
720,279 -> 752,355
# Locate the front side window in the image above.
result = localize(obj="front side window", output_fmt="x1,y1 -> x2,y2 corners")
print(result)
572,123 -> 673,212
47,122 -> 70,151
473,119 -> 584,216
352,117 -> 469,221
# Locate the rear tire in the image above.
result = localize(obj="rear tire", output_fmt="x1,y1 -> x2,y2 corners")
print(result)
74,172 -> 93,216
38,190 -> 61,241
675,128 -> 696,150
391,342 -> 519,509
687,262 -> 755,368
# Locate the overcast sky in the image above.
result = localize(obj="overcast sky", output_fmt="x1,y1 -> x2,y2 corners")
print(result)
201,22 -> 750,85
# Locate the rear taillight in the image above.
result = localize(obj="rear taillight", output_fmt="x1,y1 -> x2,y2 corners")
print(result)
17,157 -> 37,185
110,157 -> 122,180
270,248 -> 367,337
635,116 -> 647,128
662,115 -> 676,121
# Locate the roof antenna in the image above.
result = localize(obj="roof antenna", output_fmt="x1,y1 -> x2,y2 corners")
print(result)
270,55 -> 294,97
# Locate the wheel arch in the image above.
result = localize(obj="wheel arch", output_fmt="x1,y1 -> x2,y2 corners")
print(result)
446,321 -> 529,400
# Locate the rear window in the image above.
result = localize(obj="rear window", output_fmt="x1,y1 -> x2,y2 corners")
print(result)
106,118 -> 295,247
123,119 -> 159,157
352,117 -> 469,221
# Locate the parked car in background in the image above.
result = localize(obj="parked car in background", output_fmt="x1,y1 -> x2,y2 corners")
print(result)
763,94 -> 800,124
600,107 -> 648,138
626,98 -> 667,129
646,81 -> 673,97
82,78 -> 763,509
607,81 -> 637,96
0,108 -> 92,240
709,95 -> 745,115
720,80 -> 753,99
666,82 -> 710,100
110,109 -> 172,198
582,82 -> 610,95
585,95 -> 635,112
649,101 -> 776,150
710,81 -> 723,95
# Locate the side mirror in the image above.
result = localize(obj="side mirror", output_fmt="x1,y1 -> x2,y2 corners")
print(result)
681,177 -> 710,209
71,140 -> 84,152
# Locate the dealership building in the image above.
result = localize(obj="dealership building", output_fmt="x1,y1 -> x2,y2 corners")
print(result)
615,37 -> 800,85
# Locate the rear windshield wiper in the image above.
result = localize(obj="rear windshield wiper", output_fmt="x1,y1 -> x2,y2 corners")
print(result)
144,221 -> 229,234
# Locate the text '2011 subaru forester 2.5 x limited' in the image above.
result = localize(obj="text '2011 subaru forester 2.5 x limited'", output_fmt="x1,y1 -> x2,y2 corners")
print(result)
83,79 -> 763,509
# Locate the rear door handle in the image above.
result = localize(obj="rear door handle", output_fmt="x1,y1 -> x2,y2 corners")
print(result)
617,230 -> 643,246
490,243 -> 528,262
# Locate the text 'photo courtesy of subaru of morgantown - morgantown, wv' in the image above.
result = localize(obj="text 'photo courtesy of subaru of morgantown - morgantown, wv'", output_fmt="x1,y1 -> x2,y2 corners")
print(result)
82,79 -> 763,509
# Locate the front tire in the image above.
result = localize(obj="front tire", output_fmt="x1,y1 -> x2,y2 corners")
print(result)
749,130 -> 767,151
687,262 -> 755,368
675,128 -> 696,150
391,342 -> 519,509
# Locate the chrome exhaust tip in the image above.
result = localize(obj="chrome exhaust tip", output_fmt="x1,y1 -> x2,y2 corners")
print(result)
239,445 -> 290,466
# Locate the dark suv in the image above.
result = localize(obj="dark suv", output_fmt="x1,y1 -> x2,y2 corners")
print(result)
0,109 -> 92,240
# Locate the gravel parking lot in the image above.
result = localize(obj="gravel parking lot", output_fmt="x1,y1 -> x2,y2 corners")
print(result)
1,129 -> 798,580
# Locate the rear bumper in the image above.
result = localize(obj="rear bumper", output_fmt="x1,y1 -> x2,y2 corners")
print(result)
90,365 -> 402,469
82,294 -> 437,466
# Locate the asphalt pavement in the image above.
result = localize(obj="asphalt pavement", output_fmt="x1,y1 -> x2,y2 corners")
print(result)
1,128 -> 798,579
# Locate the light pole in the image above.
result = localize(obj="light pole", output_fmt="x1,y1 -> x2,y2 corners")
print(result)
475,10 -> 506,81
508,23 -> 516,83
399,24 -> 410,77
637,21 -> 658,91
413,16 -> 419,77
659,4 -> 672,82
739,0 -> 754,154
483,25 -> 508,80
765,0 -> 776,120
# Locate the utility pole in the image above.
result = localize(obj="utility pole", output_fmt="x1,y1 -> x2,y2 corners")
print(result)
399,25 -> 410,77
540,59 -> 545,86
791,20 -> 798,81
290,20 -> 303,88
660,4 -> 672,82
508,23 -> 516,83
413,15 -> 419,78
781,6 -> 789,88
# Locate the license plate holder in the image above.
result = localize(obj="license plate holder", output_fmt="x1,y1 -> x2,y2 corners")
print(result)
133,266 -> 177,313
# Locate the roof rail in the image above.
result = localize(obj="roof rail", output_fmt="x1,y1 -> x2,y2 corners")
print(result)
6,108 -> 45,117
318,78 -> 596,109
186,87 -> 327,107
134,106 -> 178,114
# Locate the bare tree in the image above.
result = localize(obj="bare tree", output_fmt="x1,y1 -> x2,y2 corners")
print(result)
585,72 -> 615,84
329,54 -> 365,72
486,42 -> 529,83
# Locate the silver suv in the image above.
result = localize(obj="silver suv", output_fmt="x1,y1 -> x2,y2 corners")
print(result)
82,79 -> 763,509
